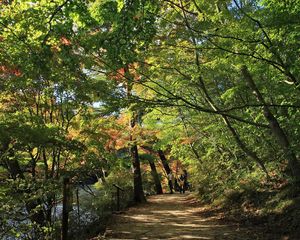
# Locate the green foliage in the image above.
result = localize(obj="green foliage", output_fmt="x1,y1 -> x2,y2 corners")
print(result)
1,0 -> 300,238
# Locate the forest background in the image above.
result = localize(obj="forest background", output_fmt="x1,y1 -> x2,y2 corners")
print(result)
0,0 -> 300,239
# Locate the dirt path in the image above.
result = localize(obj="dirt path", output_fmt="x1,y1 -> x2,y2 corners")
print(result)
103,193 -> 265,240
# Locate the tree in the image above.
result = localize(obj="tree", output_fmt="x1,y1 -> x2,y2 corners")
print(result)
130,0 -> 300,182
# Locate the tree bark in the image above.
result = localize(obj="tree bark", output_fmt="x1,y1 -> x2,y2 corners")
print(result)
222,115 -> 270,177
178,110 -> 202,163
157,150 -> 172,175
148,158 -> 163,194
197,76 -> 270,178
61,177 -> 70,240
130,144 -> 146,202
178,5 -> 270,179
241,66 -> 300,179
126,65 -> 146,203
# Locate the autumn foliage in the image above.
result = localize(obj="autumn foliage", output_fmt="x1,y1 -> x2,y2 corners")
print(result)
0,65 -> 22,77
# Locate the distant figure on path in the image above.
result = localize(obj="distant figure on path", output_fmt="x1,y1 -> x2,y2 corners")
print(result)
183,169 -> 188,191
174,177 -> 180,192
178,174 -> 185,194
167,172 -> 174,194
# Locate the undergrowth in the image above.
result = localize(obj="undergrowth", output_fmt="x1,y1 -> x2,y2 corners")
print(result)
196,176 -> 300,239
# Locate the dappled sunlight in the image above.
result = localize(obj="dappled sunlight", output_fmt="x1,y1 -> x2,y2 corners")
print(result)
104,193 -> 256,239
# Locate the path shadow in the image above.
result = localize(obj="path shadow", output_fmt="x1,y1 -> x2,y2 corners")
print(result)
104,193 -> 271,239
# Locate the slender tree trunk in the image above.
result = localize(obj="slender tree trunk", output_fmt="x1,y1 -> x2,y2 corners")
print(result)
148,158 -> 163,194
222,116 -> 270,177
43,148 -> 49,179
140,145 -> 164,193
157,150 -> 172,175
130,143 -> 146,202
179,4 -> 270,179
51,148 -> 57,178
126,66 -> 146,203
179,110 -> 202,163
61,177 -> 70,240
56,148 -> 61,179
204,80 -> 269,178
157,150 -> 175,193
98,168 -> 106,183
241,66 -> 300,179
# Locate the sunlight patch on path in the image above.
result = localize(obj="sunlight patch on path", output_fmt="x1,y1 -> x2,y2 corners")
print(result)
103,193 -> 255,239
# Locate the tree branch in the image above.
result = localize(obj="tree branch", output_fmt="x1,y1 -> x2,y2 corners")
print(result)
42,0 -> 71,46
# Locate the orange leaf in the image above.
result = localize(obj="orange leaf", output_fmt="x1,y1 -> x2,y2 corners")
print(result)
60,36 -> 71,46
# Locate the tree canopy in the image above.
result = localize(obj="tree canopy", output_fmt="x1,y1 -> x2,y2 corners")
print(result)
1,0 -> 300,239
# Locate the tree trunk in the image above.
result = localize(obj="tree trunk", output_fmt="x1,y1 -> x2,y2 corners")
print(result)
97,168 -> 106,183
179,111 -> 202,163
126,66 -> 146,202
197,76 -> 270,179
130,144 -> 146,202
222,116 -> 270,177
148,158 -> 163,194
180,3 -> 270,178
157,150 -> 172,175
241,66 -> 300,179
157,150 -> 176,192
61,177 -> 70,240
42,148 -> 49,179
